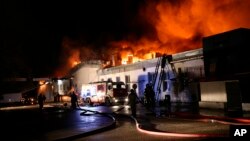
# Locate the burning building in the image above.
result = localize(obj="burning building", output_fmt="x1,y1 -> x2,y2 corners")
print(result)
47,0 -> 250,110
96,48 -> 204,102
69,28 -> 250,112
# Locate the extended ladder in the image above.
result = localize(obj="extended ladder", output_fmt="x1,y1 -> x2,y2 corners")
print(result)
153,54 -> 173,106
152,57 -> 161,87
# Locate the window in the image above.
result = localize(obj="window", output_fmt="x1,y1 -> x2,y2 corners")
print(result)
125,75 -> 130,90
116,77 -> 120,82
59,84 -> 63,91
148,72 -> 154,84
97,85 -> 105,91
125,75 -> 130,83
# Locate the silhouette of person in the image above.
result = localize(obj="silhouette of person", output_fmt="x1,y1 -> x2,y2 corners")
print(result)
149,84 -> 155,109
70,90 -> 77,109
128,89 -> 137,117
164,95 -> 171,115
161,54 -> 167,68
38,93 -> 46,110
144,83 -> 155,110
132,83 -> 137,91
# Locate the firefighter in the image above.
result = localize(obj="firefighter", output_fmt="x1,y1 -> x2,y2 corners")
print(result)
38,93 -> 46,110
149,84 -> 155,109
132,83 -> 137,91
70,90 -> 78,109
144,83 -> 155,110
161,54 -> 167,68
128,89 -> 137,117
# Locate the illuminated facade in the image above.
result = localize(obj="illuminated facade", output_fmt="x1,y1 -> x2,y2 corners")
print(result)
96,48 -> 204,103
71,28 -> 250,111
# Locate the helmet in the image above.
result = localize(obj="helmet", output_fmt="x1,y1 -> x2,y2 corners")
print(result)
132,84 -> 137,89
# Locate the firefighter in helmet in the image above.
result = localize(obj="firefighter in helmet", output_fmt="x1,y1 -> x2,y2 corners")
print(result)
128,89 -> 137,117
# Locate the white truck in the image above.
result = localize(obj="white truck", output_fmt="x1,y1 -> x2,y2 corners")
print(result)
81,81 -> 128,106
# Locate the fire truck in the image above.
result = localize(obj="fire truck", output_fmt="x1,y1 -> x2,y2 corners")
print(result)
81,81 -> 128,106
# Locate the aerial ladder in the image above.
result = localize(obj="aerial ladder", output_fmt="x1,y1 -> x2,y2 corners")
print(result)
152,54 -> 175,106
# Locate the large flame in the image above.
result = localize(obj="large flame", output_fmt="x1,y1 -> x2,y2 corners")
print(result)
118,0 -> 250,64
108,38 -> 161,65
154,0 -> 250,43
56,0 -> 250,75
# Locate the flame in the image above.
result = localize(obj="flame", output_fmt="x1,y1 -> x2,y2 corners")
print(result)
69,51 -> 81,68
152,0 -> 250,50
55,0 -> 250,74
117,0 -> 250,64
39,80 -> 45,85
38,80 -> 46,94
109,38 -> 162,65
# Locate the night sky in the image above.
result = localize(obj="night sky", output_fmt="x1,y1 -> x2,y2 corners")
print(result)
2,0 -> 149,78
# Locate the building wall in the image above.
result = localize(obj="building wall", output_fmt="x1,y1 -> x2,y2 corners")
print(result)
199,80 -> 245,111
72,63 -> 101,94
96,49 -> 204,103
71,48 -> 205,103
98,62 -> 156,98
170,59 -> 204,102
200,81 -> 227,102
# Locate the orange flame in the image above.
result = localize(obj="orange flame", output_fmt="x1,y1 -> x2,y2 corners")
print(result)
56,0 -> 250,75
153,0 -> 250,49
117,0 -> 250,64
69,51 -> 81,68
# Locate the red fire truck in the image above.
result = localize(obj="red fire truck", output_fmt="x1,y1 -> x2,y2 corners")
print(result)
81,81 -> 128,106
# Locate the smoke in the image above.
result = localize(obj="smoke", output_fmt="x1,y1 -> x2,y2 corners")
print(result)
54,37 -> 99,77
55,0 -> 250,77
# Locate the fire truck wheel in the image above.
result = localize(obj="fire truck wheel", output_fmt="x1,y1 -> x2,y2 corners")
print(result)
105,97 -> 111,106
85,98 -> 92,106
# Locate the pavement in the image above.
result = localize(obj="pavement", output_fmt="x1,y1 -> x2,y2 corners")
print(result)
131,104 -> 250,140
0,103 -> 116,141
1,102 -> 250,141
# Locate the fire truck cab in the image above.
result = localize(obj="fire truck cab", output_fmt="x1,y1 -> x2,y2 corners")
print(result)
81,81 -> 128,106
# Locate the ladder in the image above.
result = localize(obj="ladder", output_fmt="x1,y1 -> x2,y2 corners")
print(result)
152,57 -> 161,87
153,54 -> 174,106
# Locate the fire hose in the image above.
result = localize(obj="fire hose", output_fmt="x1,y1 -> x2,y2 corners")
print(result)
76,105 -> 230,138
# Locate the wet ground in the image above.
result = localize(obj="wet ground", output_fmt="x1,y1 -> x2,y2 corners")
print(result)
0,105 -> 114,141
1,102 -> 250,141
